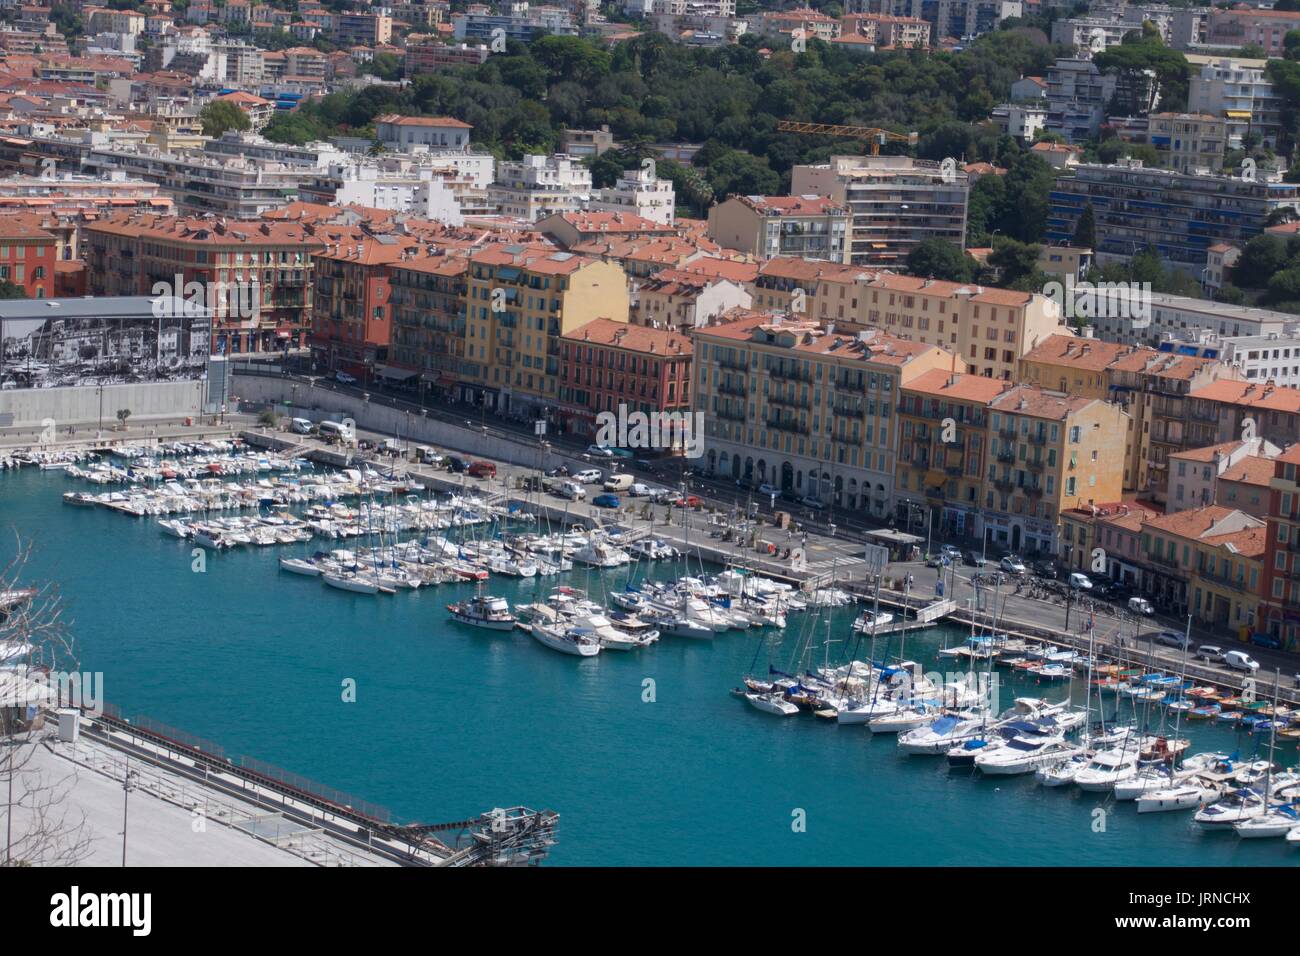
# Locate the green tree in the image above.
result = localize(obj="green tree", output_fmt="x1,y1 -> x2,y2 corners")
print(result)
199,100 -> 251,138
1234,234 -> 1290,289
986,236 -> 1044,290
905,238 -> 978,282
0,280 -> 26,299
1073,202 -> 1096,249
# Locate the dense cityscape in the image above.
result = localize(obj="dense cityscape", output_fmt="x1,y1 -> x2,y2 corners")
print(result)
0,0 -> 1298,889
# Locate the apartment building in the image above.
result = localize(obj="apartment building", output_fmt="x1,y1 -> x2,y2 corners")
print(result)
83,214 -> 322,353
1207,7 -> 1300,57
462,245 -> 629,418
1044,57 -> 1117,143
537,211 -> 680,250
488,154 -> 592,223
1046,160 -> 1300,273
0,216 -> 56,298
1016,334 -> 1237,494
557,318 -> 693,439
896,370 -> 1008,541
707,195 -> 850,263
0,172 -> 170,260
309,233 -> 425,378
586,167 -> 676,225
935,0 -> 1020,40
806,273 -> 1065,382
632,269 -> 751,331
791,156 -> 968,270
374,115 -> 473,152
1145,112 -> 1227,174
1166,438 -> 1281,514
983,385 -> 1128,555
841,13 -> 930,47
1187,57 -> 1283,151
1259,444 -> 1300,649
1142,505 -> 1265,628
333,12 -> 392,46
388,252 -> 469,399
1182,379 -> 1300,452
693,311 -> 960,517
404,40 -> 489,75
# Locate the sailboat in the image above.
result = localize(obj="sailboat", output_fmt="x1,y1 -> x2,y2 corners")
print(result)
530,620 -> 602,657
1233,668 -> 1300,838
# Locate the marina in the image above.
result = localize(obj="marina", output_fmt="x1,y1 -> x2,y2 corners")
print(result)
4,443 -> 1300,865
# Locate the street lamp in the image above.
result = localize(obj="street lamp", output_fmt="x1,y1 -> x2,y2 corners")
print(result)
121,767 -> 139,867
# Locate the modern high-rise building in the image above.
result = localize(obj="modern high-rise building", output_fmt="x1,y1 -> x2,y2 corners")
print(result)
790,156 -> 968,270
1046,159 -> 1300,272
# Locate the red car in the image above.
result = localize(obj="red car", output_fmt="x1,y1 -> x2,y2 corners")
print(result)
467,461 -> 497,479
673,494 -> 700,508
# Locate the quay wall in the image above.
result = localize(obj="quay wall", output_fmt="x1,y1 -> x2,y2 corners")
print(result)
233,374 -> 566,471
0,379 -> 207,429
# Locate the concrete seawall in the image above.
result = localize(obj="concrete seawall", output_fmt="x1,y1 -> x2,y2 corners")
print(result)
233,373 -> 567,471
0,379 -> 208,429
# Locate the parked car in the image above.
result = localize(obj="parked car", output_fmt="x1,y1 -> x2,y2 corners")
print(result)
334,371 -> 357,385
1250,632 -> 1282,650
800,496 -> 826,510
628,483 -> 652,497
544,465 -> 570,478
585,444 -> 616,459
608,448 -> 635,459
647,487 -> 675,503
925,554 -> 946,569
593,493 -> 620,509
963,550 -> 987,568
999,555 -> 1027,575
574,469 -> 603,484
1030,559 -> 1059,580
446,456 -> 469,474
941,545 -> 961,562
467,460 -> 496,479
603,473 -> 634,492
780,490 -> 801,504
1127,597 -> 1154,616
758,483 -> 781,498
673,494 -> 701,508
1194,645 -> 1224,663
289,417 -> 315,435
1068,572 -> 1093,590
1154,630 -> 1189,649
1222,649 -> 1261,673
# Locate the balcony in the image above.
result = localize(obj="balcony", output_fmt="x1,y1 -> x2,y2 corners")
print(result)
769,392 -> 812,409
767,417 -> 808,434
996,448 -> 1015,463
998,427 -> 1017,441
717,355 -> 749,372
1024,484 -> 1044,498
1025,457 -> 1046,472
1026,431 -> 1049,446
768,364 -> 813,383
832,401 -> 865,417
716,404 -> 746,422
993,477 -> 1014,492
717,380 -> 747,397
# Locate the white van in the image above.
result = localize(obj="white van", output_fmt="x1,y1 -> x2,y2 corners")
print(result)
318,421 -> 355,446
1068,572 -> 1093,590
603,473 -> 634,492
556,480 -> 586,501
289,417 -> 314,435
1222,650 -> 1260,673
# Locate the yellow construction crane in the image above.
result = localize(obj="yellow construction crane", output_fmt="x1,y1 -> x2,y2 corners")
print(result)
775,121 -> 919,155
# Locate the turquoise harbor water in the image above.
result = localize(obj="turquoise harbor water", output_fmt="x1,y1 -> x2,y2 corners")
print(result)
2,464 -> 1298,866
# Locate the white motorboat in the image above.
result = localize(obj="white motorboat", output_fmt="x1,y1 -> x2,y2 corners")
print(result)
1194,789 -> 1267,828
745,691 -> 799,716
852,610 -> 894,633
279,557 -> 321,576
573,612 -> 657,650
530,622 -> 601,657
977,736 -> 1082,776
898,713 -> 988,755
1136,779 -> 1221,814
448,593 -> 516,631
1035,752 -> 1089,787
1073,746 -> 1141,792
642,609 -> 714,639
571,541 -> 631,568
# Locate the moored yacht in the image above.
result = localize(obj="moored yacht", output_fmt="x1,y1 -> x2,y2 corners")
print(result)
448,593 -> 517,631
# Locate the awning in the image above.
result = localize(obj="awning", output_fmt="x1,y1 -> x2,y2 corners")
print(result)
375,365 -> 417,382
1225,110 -> 1253,119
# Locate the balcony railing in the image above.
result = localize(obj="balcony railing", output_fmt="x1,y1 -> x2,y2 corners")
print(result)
767,417 -> 808,434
